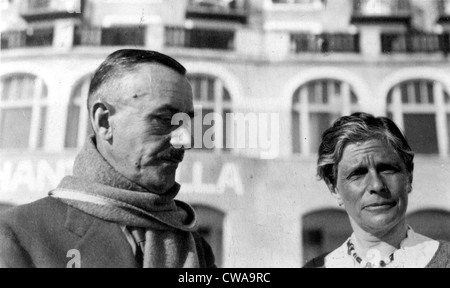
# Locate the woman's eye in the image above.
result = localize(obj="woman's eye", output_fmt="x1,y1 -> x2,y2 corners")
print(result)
348,172 -> 364,180
350,174 -> 363,180
380,165 -> 399,174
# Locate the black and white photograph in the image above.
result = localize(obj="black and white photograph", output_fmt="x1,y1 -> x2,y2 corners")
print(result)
0,0 -> 449,270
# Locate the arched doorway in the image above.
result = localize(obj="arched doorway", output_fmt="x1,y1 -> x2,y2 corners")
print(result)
408,210 -> 450,242
302,209 -> 352,263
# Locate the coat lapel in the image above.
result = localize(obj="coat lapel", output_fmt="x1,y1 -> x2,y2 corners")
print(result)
64,206 -> 139,268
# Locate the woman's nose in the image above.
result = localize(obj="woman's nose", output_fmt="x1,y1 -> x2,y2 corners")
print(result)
367,172 -> 386,194
170,124 -> 192,150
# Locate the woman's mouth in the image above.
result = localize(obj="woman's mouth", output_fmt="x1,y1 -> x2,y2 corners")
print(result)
364,201 -> 397,211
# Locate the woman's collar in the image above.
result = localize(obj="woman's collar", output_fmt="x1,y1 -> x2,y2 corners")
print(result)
324,226 -> 440,268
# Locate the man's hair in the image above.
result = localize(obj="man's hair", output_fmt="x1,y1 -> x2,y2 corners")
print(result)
317,112 -> 415,186
87,49 -> 187,114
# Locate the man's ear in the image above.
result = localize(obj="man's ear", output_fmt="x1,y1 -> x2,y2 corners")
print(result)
325,178 -> 343,207
92,102 -> 113,141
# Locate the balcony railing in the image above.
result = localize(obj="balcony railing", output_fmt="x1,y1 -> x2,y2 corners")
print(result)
291,33 -> 360,54
1,27 -> 54,49
73,26 -> 146,47
381,33 -> 450,54
186,0 -> 248,23
165,27 -> 235,50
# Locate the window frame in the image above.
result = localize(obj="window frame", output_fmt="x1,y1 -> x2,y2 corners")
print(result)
0,73 -> 48,150
387,79 -> 450,157
292,79 -> 360,156
266,0 -> 326,11
188,73 -> 233,153
65,75 -> 92,149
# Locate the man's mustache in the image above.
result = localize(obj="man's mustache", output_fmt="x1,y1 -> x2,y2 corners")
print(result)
157,148 -> 185,163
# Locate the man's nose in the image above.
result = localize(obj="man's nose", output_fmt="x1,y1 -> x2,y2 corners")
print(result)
367,171 -> 386,194
170,124 -> 192,150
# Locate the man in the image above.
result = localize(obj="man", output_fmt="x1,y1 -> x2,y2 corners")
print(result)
0,49 -> 215,268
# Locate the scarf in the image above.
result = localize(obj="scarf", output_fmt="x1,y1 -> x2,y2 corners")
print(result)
49,137 -> 200,268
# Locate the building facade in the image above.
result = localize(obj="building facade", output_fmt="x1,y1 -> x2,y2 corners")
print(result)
1,0 -> 450,267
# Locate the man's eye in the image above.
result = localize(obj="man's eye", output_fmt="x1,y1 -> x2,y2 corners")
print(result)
153,115 -> 173,125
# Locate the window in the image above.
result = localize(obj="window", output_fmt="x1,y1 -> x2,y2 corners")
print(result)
446,92 -> 450,155
359,0 -> 391,15
65,76 -> 93,148
165,27 -> 235,51
387,80 -> 450,155
189,0 -> 247,11
188,74 -> 232,151
269,0 -> 325,11
192,205 -> 225,267
444,92 -> 450,155
292,79 -> 359,156
272,0 -> 324,8
27,0 -> 51,10
444,0 -> 450,15
0,74 -> 48,150
24,0 -> 81,13
354,0 -> 410,16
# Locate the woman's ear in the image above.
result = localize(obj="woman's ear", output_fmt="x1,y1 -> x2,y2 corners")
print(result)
325,178 -> 344,207
407,175 -> 413,194
92,102 -> 113,142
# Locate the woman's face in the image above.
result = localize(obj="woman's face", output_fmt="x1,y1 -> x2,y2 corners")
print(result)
331,139 -> 411,234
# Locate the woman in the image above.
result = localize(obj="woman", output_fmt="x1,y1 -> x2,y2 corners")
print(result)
305,113 -> 450,268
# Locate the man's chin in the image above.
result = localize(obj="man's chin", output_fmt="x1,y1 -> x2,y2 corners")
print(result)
139,175 -> 176,194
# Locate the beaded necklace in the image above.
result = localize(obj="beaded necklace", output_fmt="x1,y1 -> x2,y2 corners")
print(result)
346,239 -> 396,268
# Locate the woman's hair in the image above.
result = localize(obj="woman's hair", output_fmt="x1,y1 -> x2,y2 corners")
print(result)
317,113 -> 415,186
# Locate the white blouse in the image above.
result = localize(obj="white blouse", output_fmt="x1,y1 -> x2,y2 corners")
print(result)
324,228 -> 440,268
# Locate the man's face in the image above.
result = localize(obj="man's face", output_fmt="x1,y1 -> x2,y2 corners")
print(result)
333,139 -> 411,234
106,63 -> 194,194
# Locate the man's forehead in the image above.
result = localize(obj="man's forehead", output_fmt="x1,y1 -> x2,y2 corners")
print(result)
113,63 -> 192,104
133,63 -> 190,89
